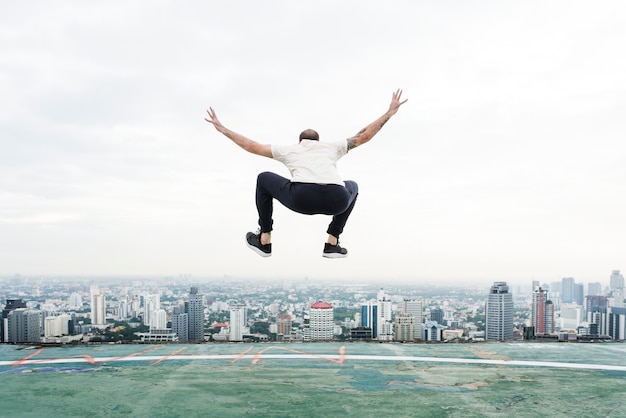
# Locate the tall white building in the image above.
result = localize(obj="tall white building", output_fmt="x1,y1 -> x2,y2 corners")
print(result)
309,301 -> 334,341
68,292 -> 82,310
403,299 -> 423,341
229,304 -> 246,342
44,314 -> 71,337
485,282 -> 514,341
151,309 -> 167,330
91,292 -> 106,326
376,289 -> 393,341
143,294 -> 160,328
610,270 -> 624,292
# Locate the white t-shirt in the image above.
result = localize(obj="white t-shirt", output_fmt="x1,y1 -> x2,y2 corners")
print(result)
271,139 -> 348,186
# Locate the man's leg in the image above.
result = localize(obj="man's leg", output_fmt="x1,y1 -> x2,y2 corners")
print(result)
255,171 -> 293,236
326,180 -> 359,240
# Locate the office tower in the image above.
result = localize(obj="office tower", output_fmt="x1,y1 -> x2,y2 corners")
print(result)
430,307 -> 444,324
376,289 -> 393,340
277,314 -> 292,336
151,309 -> 167,330
91,292 -> 106,325
585,295 -> 608,322
143,294 -> 160,328
44,314 -> 71,338
588,282 -> 603,296
187,287 -> 204,342
403,299 -> 423,341
532,287 -> 546,335
361,303 -> 378,339
171,308 -> 189,341
7,308 -> 41,343
2,298 -> 27,342
309,301 -> 334,341
485,282 -> 514,341
229,304 -> 246,342
561,277 -> 575,303
607,307 -> 626,340
532,287 -> 554,335
68,292 -> 83,310
573,283 -> 584,306
394,313 -> 415,341
560,304 -> 582,331
610,270 -> 624,292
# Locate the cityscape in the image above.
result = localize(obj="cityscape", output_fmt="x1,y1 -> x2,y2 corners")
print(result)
2,270 -> 625,346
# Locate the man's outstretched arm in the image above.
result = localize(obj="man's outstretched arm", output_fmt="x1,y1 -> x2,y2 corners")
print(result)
347,89 -> 408,150
205,107 -> 272,158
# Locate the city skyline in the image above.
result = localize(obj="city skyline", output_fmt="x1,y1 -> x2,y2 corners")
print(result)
2,1 -> 625,282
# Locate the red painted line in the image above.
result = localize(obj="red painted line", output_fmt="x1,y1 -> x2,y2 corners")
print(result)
11,348 -> 44,366
229,346 -> 254,364
150,347 -> 187,366
250,345 -> 347,365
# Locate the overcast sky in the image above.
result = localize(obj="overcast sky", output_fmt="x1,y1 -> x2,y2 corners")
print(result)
1,1 -> 625,285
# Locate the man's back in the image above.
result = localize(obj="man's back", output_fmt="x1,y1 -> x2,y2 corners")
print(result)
271,139 -> 347,185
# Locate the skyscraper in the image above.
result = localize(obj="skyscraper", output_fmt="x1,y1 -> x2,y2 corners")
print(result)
394,313 -> 415,341
7,308 -> 41,343
561,277 -> 575,304
309,301 -> 334,341
532,287 -> 554,336
187,287 -> 204,342
610,270 -> 624,292
2,298 -> 27,342
403,299 -> 423,341
171,307 -> 189,341
376,289 -> 393,341
276,314 -> 292,336
485,282 -> 514,341
91,292 -> 106,326
360,303 -> 378,339
229,304 -> 246,342
588,282 -> 603,297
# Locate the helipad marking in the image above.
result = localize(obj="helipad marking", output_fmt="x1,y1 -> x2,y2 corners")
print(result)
2,346 -> 626,372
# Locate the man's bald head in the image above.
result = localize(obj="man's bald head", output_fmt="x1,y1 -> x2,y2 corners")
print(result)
299,129 -> 319,142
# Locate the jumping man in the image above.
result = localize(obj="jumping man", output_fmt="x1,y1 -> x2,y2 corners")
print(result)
205,89 -> 407,258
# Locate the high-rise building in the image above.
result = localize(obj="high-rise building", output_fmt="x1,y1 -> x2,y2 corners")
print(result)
44,314 -> 71,337
171,307 -> 189,341
430,307 -> 444,325
588,282 -> 603,296
561,277 -> 575,304
532,287 -> 554,336
7,308 -> 41,343
276,314 -> 292,336
585,295 -> 608,324
2,298 -> 27,342
573,283 -> 584,306
68,293 -> 83,310
91,292 -> 106,326
187,287 -> 204,342
394,313 -> 415,341
360,303 -> 378,339
610,270 -> 624,292
403,299 -> 423,341
143,294 -> 160,328
376,289 -> 393,341
309,301 -> 334,341
151,309 -> 167,330
485,282 -> 514,341
229,304 -> 246,342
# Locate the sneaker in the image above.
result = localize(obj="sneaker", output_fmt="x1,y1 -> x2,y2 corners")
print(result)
323,242 -> 348,258
246,231 -> 271,257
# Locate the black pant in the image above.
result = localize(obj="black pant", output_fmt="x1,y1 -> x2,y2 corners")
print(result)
255,171 -> 358,238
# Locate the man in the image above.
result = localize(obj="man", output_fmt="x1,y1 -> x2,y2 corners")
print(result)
205,89 -> 407,258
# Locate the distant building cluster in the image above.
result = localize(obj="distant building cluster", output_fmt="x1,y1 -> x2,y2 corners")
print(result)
1,270 -> 625,344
